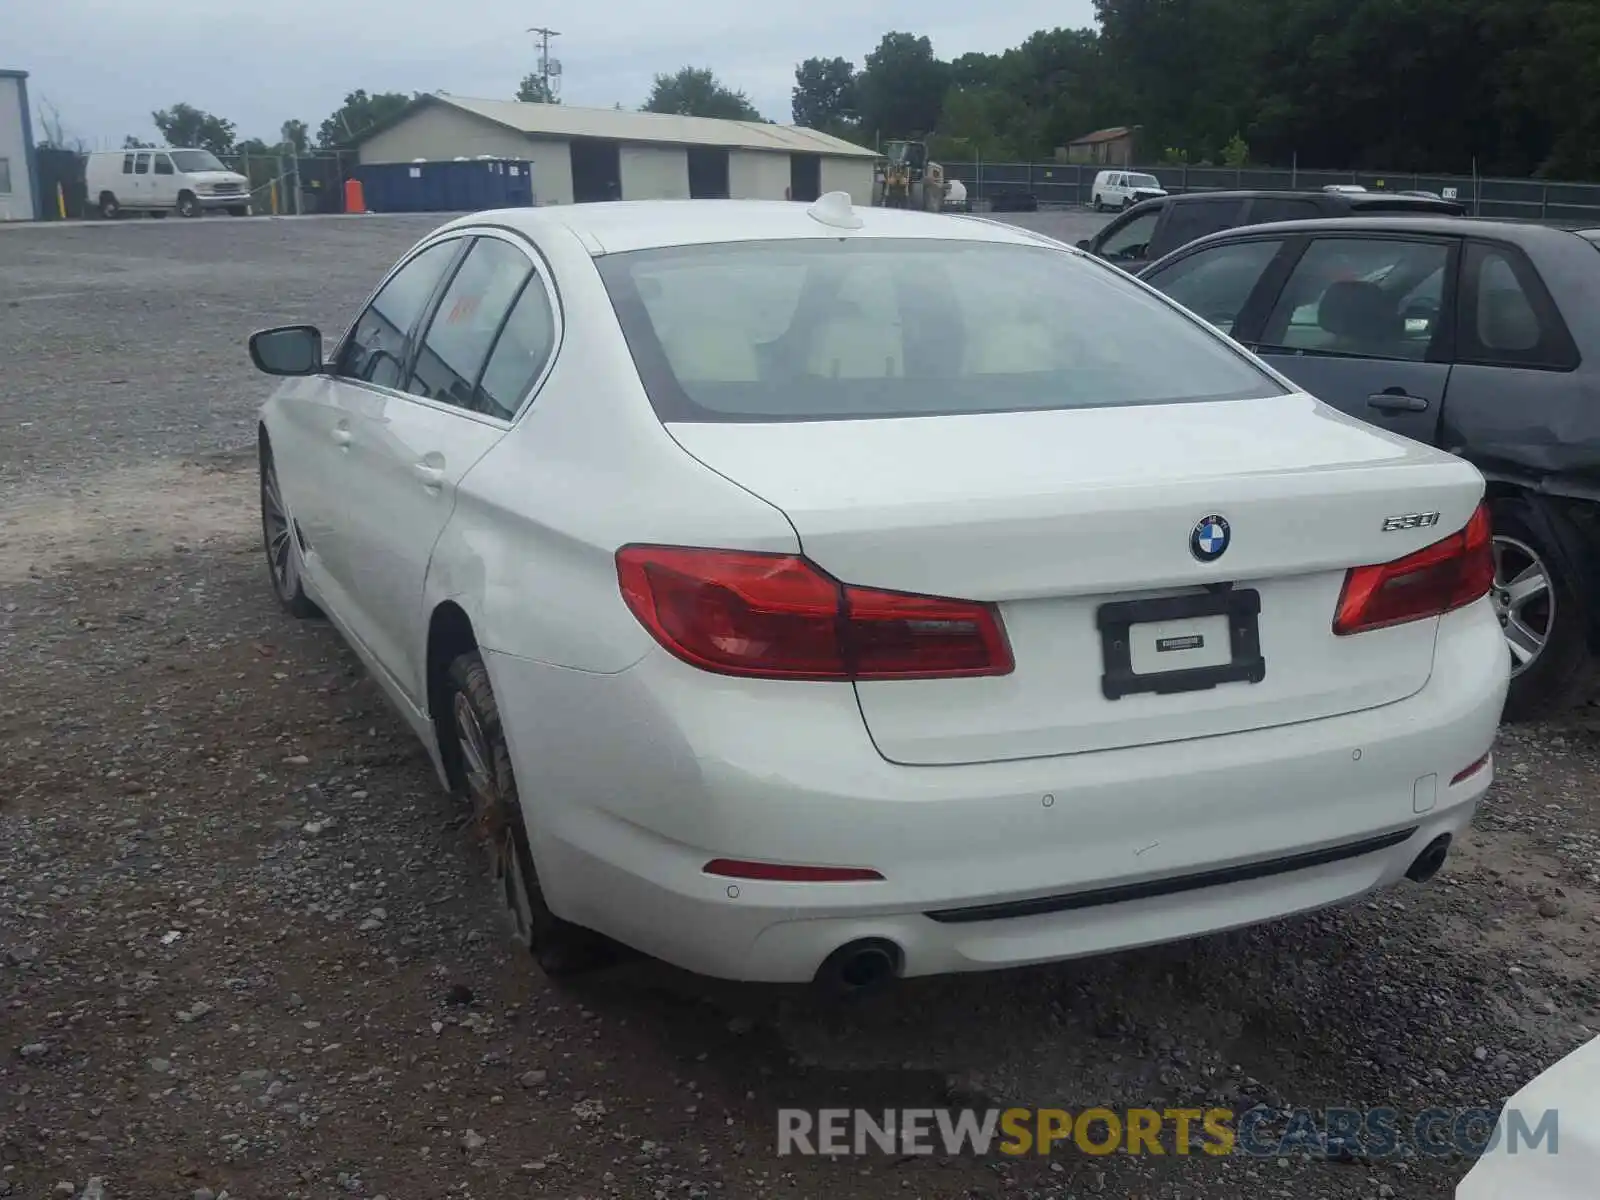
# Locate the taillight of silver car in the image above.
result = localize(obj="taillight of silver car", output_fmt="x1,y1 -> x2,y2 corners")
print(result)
1333,503 -> 1495,636
615,545 -> 1014,680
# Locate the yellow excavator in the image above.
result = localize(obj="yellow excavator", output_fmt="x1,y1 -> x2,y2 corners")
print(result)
872,140 -> 948,211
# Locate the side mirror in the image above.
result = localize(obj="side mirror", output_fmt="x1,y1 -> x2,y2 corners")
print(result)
249,325 -> 323,376
1076,238 -> 1091,250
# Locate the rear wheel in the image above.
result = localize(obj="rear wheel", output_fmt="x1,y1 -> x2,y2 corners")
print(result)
1491,495 -> 1595,722
98,192 -> 120,220
446,651 -> 614,977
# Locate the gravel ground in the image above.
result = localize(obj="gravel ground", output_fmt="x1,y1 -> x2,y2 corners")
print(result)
2,214 -> 1597,1200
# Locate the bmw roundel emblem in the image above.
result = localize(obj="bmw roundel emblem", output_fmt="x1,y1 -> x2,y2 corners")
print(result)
1191,515 -> 1231,563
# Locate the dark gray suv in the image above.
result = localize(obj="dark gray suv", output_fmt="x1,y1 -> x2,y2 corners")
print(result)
1082,189 -> 1467,272
1139,215 -> 1600,722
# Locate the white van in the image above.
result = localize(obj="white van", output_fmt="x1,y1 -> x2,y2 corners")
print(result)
86,148 -> 251,219
1090,170 -> 1168,212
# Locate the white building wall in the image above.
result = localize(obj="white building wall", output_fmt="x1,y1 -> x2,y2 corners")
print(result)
0,75 -> 37,221
820,157 -> 874,207
356,105 -> 574,205
521,137 -> 573,206
619,144 -> 689,200
728,150 -> 790,200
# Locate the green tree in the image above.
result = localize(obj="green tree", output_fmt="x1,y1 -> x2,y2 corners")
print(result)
854,32 -> 949,142
804,5 -> 1600,179
516,74 -> 559,103
281,119 -> 310,154
791,57 -> 857,130
316,90 -> 416,148
151,103 -> 237,156
642,67 -> 762,120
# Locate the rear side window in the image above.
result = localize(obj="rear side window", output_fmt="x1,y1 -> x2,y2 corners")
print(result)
1149,198 -> 1246,258
1458,242 -> 1578,371
597,238 -> 1286,423
134,153 -> 151,176
476,281 -> 558,419
122,155 -> 134,175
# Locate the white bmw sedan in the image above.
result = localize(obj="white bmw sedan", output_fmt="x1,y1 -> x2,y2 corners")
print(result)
249,193 -> 1509,988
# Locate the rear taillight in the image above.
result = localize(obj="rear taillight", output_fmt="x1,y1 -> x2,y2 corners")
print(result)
615,545 -> 1014,680
1333,503 -> 1494,636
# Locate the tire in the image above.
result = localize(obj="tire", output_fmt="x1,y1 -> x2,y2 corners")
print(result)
259,442 -> 322,619
177,191 -> 200,218
227,205 -> 250,217
98,192 -> 121,220
1491,494 -> 1596,722
445,651 -> 614,977
148,210 -> 168,219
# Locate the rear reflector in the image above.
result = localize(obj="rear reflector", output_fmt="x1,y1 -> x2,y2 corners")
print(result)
615,545 -> 1013,680
1450,752 -> 1491,786
703,859 -> 884,882
1334,503 -> 1494,636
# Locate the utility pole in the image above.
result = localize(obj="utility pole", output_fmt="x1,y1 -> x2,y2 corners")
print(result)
526,26 -> 561,100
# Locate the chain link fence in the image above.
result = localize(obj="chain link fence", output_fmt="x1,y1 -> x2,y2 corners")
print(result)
943,161 -> 1600,226
214,151 -> 357,215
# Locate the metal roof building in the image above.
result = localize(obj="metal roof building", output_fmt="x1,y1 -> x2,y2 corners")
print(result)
352,93 -> 878,207
0,68 -> 40,221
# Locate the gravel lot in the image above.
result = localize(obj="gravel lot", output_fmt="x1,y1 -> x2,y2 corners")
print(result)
2,213 -> 1597,1200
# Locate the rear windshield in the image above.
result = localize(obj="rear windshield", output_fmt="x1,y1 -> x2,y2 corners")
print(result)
596,238 -> 1285,423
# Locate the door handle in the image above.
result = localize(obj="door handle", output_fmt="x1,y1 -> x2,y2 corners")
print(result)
413,462 -> 445,489
1366,392 -> 1430,414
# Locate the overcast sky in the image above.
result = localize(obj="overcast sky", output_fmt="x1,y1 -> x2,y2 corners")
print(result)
12,0 -> 1096,148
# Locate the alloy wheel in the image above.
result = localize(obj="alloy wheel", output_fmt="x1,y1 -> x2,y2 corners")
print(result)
261,460 -> 298,600
1491,534 -> 1554,677
453,693 -> 538,946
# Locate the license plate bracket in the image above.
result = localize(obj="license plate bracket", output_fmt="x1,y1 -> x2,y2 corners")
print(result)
1097,587 -> 1265,701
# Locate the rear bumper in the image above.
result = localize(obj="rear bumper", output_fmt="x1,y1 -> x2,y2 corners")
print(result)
487,600 -> 1508,982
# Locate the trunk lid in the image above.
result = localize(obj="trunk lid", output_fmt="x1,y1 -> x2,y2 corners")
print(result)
665,395 -> 1485,765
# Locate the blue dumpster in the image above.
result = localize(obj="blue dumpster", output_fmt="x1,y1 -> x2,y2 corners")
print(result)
354,158 -> 536,213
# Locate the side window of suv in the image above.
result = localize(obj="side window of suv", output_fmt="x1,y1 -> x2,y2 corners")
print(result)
1141,239 -> 1285,335
406,238 -> 535,414
336,239 -> 462,390
1458,242 -> 1578,371
1258,236 -> 1451,361
1096,208 -> 1161,263
1147,198 -> 1246,260
1246,197 -> 1323,225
